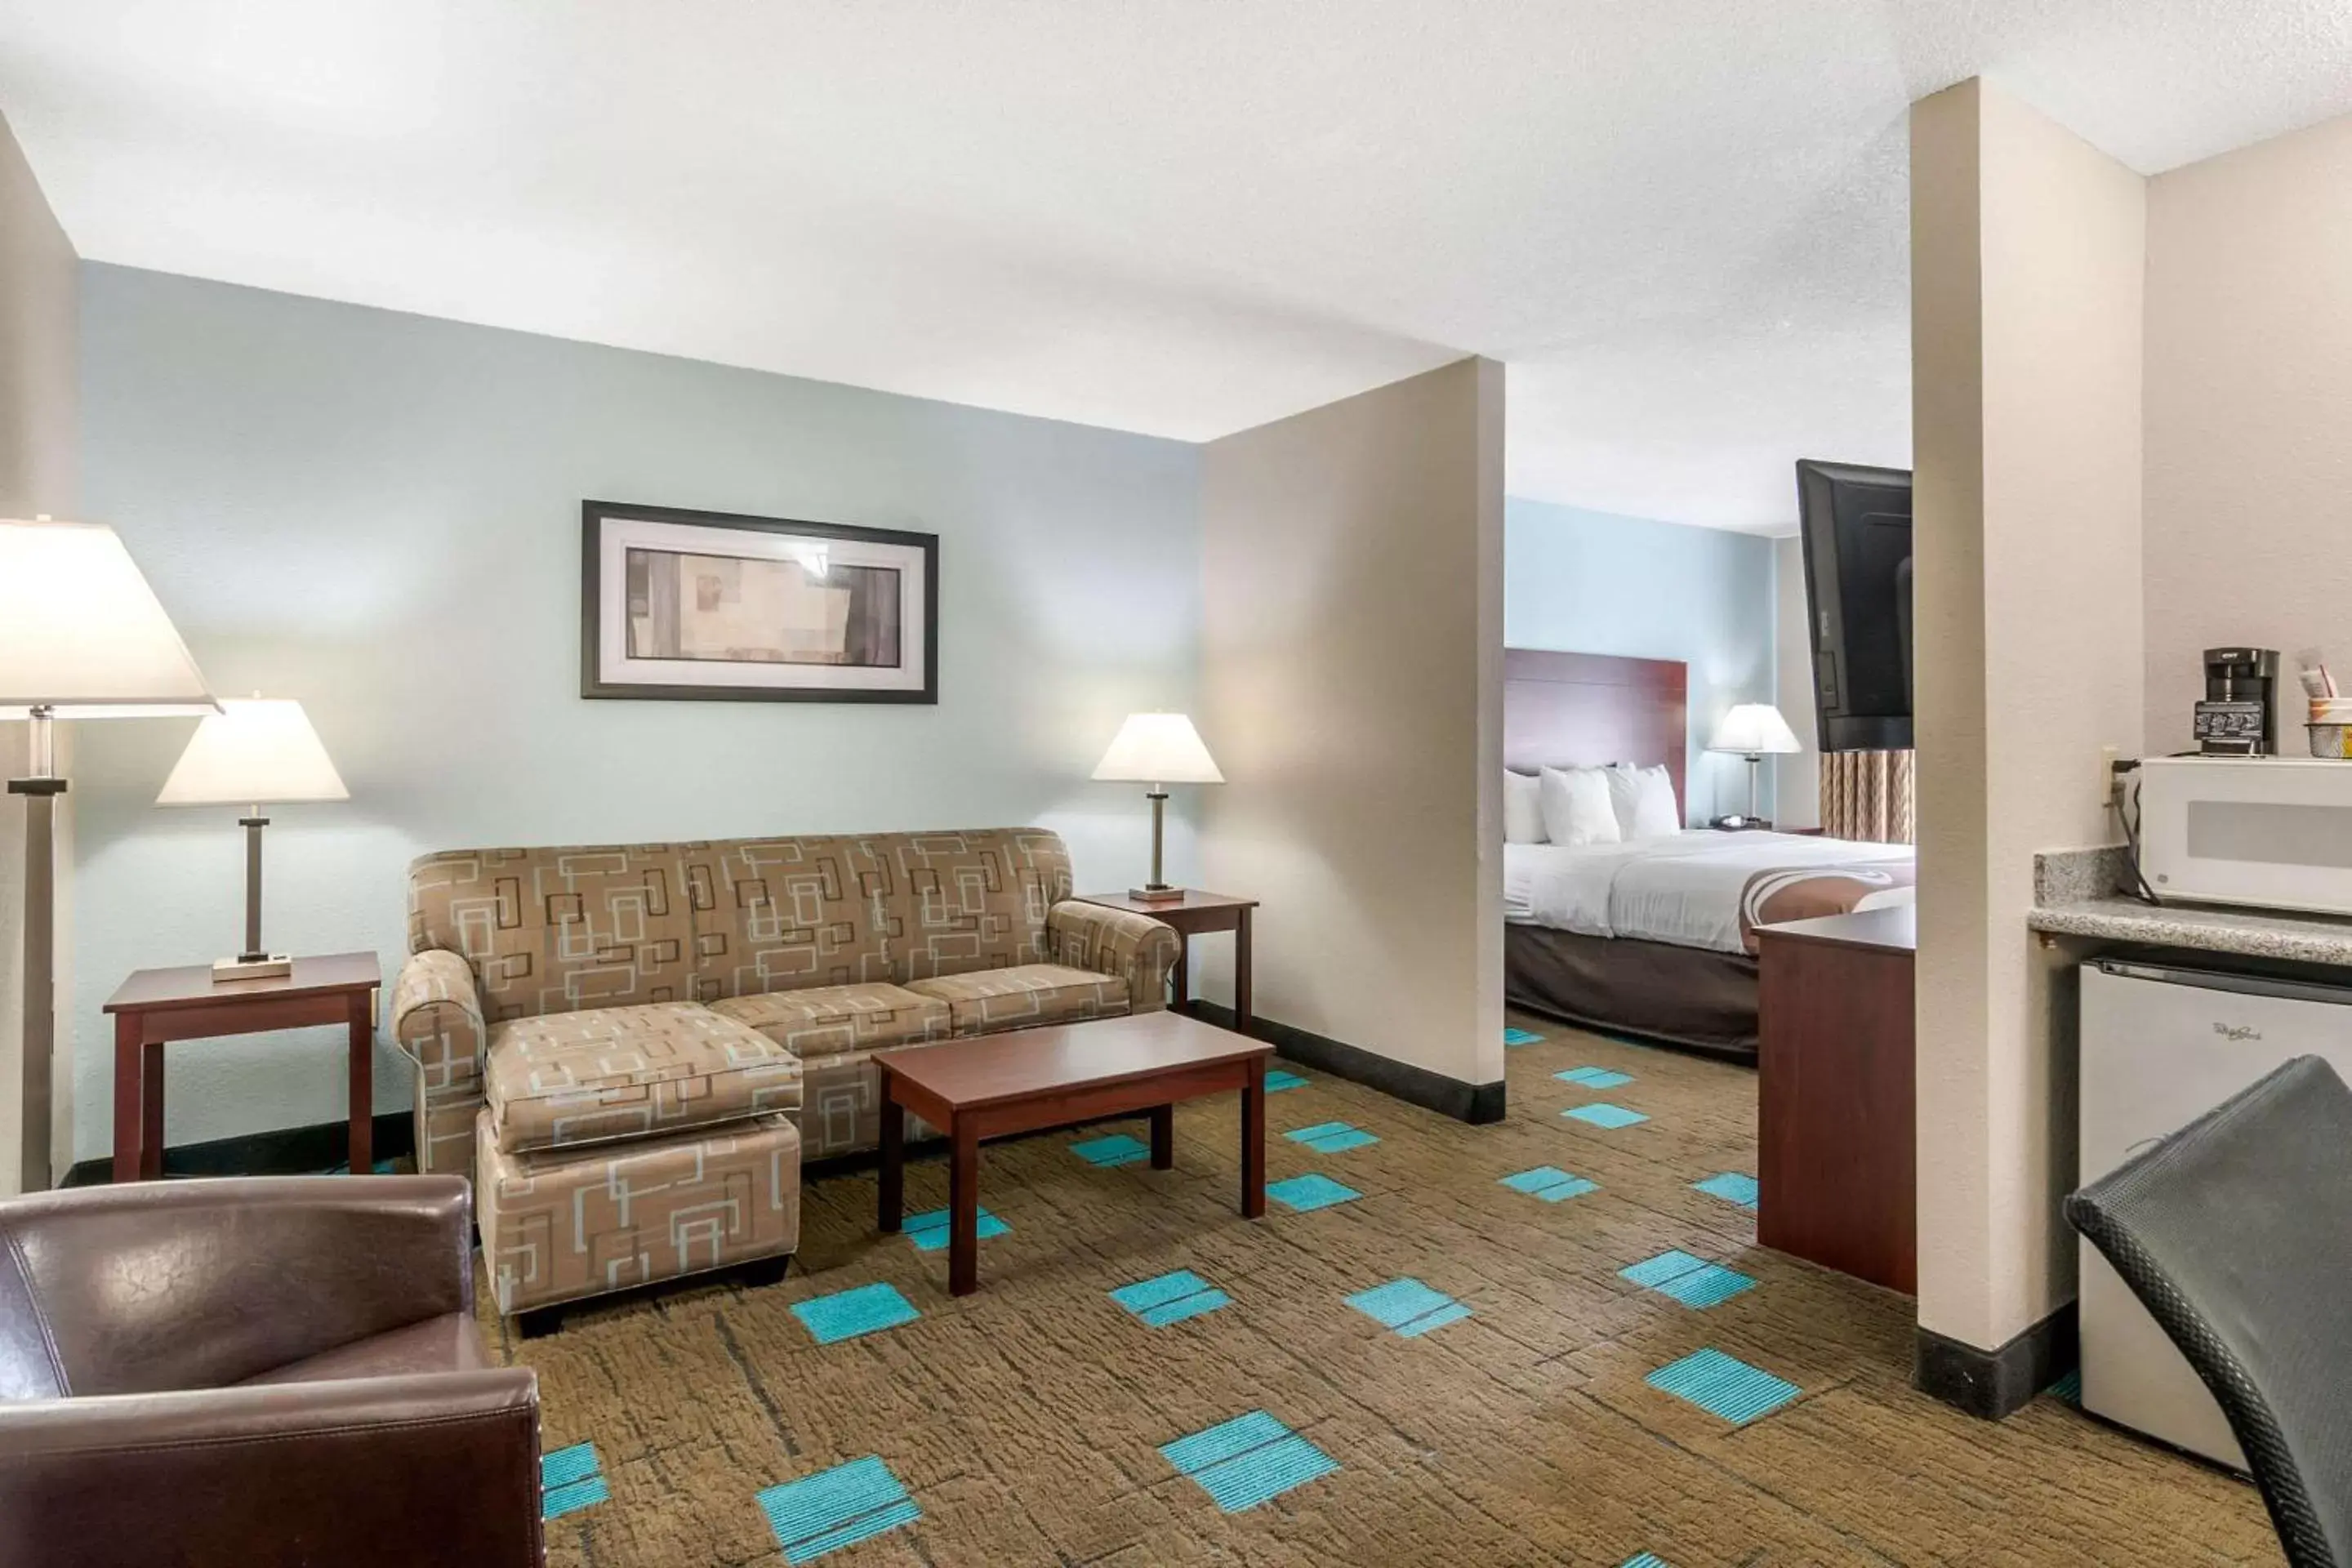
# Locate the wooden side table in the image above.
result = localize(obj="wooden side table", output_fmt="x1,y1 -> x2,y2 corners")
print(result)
1755,905 -> 1916,1293
1073,890 -> 1258,1030
102,951 -> 383,1183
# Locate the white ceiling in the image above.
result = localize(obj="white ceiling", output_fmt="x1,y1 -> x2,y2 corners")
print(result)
5,1 -> 2350,533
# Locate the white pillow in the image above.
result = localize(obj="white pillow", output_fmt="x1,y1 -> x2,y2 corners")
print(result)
1608,762 -> 1682,840
1538,765 -> 1622,846
1503,771 -> 1546,844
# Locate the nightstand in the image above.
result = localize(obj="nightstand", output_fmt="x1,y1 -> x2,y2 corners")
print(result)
103,951 -> 381,1182
1072,890 -> 1258,1030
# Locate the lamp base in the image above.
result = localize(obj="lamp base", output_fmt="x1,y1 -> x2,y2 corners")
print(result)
213,954 -> 292,983
1127,884 -> 1187,905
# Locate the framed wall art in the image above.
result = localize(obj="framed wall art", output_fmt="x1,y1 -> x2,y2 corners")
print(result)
581,501 -> 938,703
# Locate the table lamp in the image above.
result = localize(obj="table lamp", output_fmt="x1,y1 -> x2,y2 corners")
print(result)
1706,702 -> 1803,826
1,518 -> 218,1192
157,697 -> 349,982
1091,713 -> 1223,903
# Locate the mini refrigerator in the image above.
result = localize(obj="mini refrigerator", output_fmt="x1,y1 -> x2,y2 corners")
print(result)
2078,956 -> 2352,1469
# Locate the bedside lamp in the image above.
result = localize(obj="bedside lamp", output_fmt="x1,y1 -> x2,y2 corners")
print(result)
157,697 -> 348,982
1092,713 -> 1223,903
1,518 -> 218,1192
1706,702 -> 1802,825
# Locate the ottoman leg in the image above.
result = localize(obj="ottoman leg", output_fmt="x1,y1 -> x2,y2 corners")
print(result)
738,1254 -> 791,1290
515,1304 -> 565,1340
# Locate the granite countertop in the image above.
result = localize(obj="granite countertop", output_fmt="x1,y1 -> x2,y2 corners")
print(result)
2028,846 -> 2352,967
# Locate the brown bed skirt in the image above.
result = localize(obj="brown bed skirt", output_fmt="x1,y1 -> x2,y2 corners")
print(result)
1505,924 -> 1759,1063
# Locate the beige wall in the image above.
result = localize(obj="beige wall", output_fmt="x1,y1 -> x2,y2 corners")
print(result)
0,107 -> 80,1192
1198,358 -> 1505,1091
1912,78 -> 2144,1352
2145,110 -> 2352,750
1771,535 -> 1820,831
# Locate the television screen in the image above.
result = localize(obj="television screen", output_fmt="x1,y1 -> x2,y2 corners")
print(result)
1796,458 -> 1913,753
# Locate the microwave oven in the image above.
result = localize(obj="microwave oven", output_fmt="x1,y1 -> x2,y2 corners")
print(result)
2136,755 -> 2352,916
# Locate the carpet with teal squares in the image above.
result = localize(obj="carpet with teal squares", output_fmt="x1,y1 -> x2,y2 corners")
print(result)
495,1013 -> 2272,1566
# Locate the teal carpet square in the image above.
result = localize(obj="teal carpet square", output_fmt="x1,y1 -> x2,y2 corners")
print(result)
1111,1269 -> 1231,1327
1264,1069 -> 1309,1092
1499,1165 -> 1599,1202
1266,1174 -> 1361,1212
1557,1066 -> 1634,1089
1160,1410 -> 1339,1512
1503,1027 -> 1544,1046
758,1455 -> 921,1563
791,1281 -> 920,1344
1285,1120 -> 1379,1154
1621,1555 -> 1673,1568
541,1441 -> 608,1521
902,1206 -> 1009,1251
1693,1172 -> 1760,1209
543,1476 -> 609,1520
541,1442 -> 599,1490
1071,1133 -> 1151,1168
1620,1250 -> 1712,1289
2047,1368 -> 2082,1405
1646,1348 -> 1801,1424
1346,1277 -> 1472,1338
1563,1102 -> 1648,1129
1619,1250 -> 1755,1308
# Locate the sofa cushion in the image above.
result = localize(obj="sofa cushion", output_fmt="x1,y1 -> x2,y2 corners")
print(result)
706,982 -> 950,1058
237,1313 -> 486,1387
904,964 -> 1128,1034
485,1002 -> 801,1153
885,830 -> 1072,982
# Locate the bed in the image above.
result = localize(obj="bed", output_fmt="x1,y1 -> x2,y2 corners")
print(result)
1501,648 -> 1914,1060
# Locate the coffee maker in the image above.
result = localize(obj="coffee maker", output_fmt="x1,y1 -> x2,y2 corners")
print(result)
2195,647 -> 2280,755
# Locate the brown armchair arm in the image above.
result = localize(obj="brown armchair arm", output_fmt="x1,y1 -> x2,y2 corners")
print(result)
394,949 -> 488,1102
0,1176 -> 473,1396
0,1369 -> 541,1568
1046,901 -> 1182,1013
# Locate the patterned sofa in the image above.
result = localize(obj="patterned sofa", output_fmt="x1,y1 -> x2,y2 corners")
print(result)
389,827 -> 1180,1316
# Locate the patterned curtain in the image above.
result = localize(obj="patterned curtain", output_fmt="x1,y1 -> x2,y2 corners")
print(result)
1820,750 -> 1915,844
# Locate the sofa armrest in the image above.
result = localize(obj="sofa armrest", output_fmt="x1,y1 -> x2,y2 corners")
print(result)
1046,902 -> 1182,1013
394,949 -> 488,1101
0,1369 -> 541,1568
0,1176 -> 474,1396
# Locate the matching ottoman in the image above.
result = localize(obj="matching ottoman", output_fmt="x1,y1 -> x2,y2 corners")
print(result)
477,1109 -> 802,1321
473,1000 -> 805,1323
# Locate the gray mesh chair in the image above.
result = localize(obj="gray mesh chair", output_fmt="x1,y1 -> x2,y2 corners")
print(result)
2065,1054 -> 2352,1568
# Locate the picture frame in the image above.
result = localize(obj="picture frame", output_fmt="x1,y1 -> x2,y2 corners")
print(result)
580,500 -> 938,704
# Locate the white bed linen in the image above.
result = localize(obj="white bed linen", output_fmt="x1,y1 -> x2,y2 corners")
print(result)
1503,831 -> 1915,953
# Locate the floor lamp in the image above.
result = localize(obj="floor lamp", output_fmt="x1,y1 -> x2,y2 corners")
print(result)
1,519 -> 216,1192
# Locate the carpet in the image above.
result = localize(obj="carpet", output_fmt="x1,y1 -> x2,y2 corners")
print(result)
493,1014 -> 2278,1566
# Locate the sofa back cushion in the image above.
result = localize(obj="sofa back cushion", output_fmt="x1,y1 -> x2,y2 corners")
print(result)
881,828 -> 1071,982
410,827 -> 1074,1018
409,844 -> 698,1021
694,836 -> 897,1000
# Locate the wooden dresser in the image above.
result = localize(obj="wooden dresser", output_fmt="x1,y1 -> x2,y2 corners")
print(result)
1755,903 -> 1916,1294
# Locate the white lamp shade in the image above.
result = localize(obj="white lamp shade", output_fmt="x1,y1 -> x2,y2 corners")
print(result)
157,698 -> 350,805
1091,713 -> 1223,784
1707,703 -> 1803,756
0,519 -> 216,718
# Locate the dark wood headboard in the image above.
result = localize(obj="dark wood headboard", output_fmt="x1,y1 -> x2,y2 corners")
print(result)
1502,648 -> 1690,817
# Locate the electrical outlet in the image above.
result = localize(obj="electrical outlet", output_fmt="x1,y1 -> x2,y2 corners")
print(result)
2100,744 -> 2121,809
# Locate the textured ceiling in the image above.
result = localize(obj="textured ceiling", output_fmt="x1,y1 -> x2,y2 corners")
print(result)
4,1 -> 2350,532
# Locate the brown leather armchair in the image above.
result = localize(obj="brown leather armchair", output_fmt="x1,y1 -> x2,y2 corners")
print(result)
0,1175 -> 541,1567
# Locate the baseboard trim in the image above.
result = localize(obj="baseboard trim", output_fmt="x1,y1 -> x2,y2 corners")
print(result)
1914,1301 -> 2078,1419
60,1111 -> 416,1187
1188,1002 -> 1505,1124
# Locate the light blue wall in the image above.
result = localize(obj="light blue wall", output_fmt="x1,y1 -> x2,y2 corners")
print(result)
69,264 -> 1202,1160
1503,497 -> 1780,823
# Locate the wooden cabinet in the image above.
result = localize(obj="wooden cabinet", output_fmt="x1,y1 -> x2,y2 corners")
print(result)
1756,906 -> 1916,1294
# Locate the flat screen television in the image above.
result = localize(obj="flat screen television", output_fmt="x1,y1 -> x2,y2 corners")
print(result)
1796,458 -> 1913,753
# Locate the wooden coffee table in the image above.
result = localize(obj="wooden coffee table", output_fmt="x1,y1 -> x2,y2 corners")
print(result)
876,1010 -> 1274,1295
